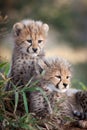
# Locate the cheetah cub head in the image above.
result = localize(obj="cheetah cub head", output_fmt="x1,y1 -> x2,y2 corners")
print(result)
13,19 -> 49,57
42,57 -> 72,93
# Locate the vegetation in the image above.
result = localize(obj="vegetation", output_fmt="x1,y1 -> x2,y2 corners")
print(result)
0,60 -> 87,130
0,0 -> 87,86
0,61 -> 62,130
0,1 -> 87,129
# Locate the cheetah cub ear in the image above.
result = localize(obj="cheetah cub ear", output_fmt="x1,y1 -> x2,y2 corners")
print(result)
13,22 -> 24,36
43,24 -> 49,34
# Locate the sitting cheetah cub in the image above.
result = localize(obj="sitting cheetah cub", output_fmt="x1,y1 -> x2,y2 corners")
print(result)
6,19 -> 49,90
29,57 -> 71,117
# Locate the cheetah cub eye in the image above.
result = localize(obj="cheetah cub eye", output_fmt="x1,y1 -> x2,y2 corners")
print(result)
38,40 -> 43,44
66,76 -> 71,79
55,75 -> 61,79
27,39 -> 32,44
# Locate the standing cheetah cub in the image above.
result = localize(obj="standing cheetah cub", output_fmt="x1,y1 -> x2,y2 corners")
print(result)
29,57 -> 72,117
6,19 -> 49,90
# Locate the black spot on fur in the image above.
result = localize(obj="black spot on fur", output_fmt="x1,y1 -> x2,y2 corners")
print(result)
18,60 -> 21,62
23,61 -> 26,64
20,72 -> 23,74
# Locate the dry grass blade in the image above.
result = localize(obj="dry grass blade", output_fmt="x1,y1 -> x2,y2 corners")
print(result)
44,123 -> 50,130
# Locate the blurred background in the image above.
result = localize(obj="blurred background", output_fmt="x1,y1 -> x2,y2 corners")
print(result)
0,0 -> 87,88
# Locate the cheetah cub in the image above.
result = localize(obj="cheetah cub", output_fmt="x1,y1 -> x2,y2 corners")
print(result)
63,89 -> 87,120
6,19 -> 49,90
73,91 -> 87,120
29,57 -> 71,117
59,89 -> 87,128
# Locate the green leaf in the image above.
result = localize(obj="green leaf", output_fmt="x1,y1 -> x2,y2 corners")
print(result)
22,92 -> 29,114
14,91 -> 19,114
27,87 -> 38,92
22,86 -> 38,93
21,123 -> 35,130
25,77 -> 34,87
20,124 -> 29,129
0,62 -> 7,68
20,114 -> 36,124
4,63 -> 10,75
0,80 -> 4,85
29,80 -> 39,88
20,114 -> 27,122
0,115 -> 4,121
10,81 -> 17,90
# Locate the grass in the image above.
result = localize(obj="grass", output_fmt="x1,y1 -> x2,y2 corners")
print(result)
0,61 -> 87,130
0,61 -> 61,130
0,61 -> 38,130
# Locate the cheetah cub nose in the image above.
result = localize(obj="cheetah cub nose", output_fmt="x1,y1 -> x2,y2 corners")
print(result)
32,48 -> 38,52
63,83 -> 67,88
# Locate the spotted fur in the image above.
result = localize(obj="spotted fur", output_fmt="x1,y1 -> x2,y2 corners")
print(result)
6,19 -> 49,90
60,89 -> 87,121
29,57 -> 72,117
